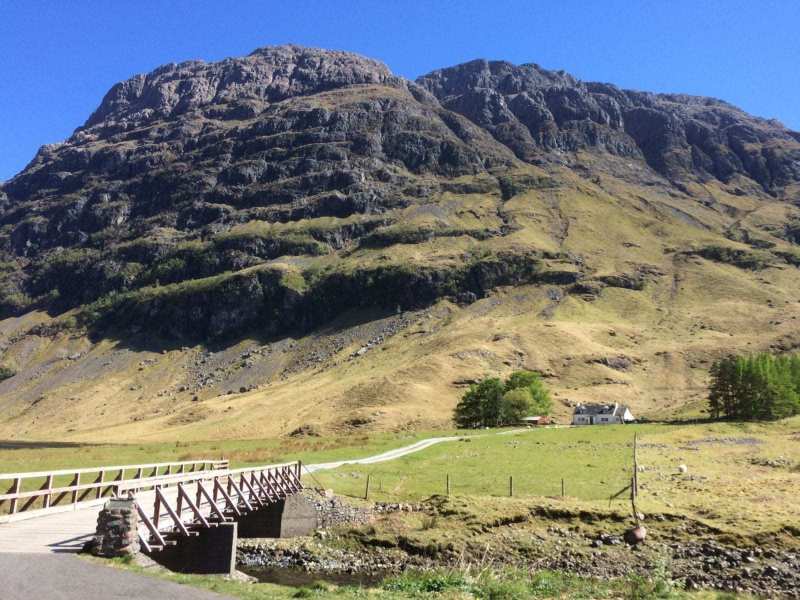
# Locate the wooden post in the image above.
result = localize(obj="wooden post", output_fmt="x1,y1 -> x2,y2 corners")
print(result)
446,474 -> 451,496
630,475 -> 641,526
71,473 -> 80,504
96,470 -> 105,499
561,478 -> 565,497
43,475 -> 54,509
9,478 -> 21,514
632,433 -> 639,498
153,488 -> 161,530
509,476 -> 514,497
364,474 -> 371,500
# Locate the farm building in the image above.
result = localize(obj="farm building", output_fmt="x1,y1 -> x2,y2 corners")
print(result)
571,403 -> 634,425
520,415 -> 550,427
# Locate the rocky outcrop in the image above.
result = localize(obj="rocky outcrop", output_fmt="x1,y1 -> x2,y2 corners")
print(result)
83,250 -> 543,341
417,59 -> 800,190
83,45 -> 401,128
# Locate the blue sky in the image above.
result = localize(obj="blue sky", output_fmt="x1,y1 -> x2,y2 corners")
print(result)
1,0 -> 798,182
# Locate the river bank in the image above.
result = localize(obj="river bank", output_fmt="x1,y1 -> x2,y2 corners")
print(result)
237,495 -> 800,598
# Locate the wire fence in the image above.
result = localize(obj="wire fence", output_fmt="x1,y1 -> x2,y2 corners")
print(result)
304,463 -> 633,503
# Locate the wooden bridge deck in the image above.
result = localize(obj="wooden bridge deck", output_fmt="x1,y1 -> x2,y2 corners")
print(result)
0,484 -> 186,553
0,503 -> 99,553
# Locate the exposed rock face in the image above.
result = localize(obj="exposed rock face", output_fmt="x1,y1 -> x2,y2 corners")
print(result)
0,45 -> 798,342
83,45 -> 401,127
418,59 -> 800,190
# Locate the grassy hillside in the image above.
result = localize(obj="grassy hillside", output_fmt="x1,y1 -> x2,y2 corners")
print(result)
1,162 -> 800,441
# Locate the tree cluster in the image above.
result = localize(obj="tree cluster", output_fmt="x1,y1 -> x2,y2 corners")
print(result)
454,370 -> 552,428
708,353 -> 800,420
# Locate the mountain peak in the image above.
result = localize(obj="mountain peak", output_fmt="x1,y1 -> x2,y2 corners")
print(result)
84,44 -> 398,128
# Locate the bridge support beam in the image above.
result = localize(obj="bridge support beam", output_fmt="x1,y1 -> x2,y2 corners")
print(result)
237,494 -> 318,538
148,522 -> 238,575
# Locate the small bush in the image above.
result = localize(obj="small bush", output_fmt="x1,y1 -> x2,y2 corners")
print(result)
383,570 -> 469,594
0,365 -> 15,382
420,515 -> 438,530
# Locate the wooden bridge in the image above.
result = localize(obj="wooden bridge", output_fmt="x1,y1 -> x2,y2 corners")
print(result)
0,459 -> 303,556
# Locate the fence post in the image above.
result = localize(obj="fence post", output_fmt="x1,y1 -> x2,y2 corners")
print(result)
561,478 -> 565,497
446,474 -> 451,496
509,476 -> 514,497
43,475 -> 54,509
96,470 -> 105,499
9,478 -> 21,514
364,474 -> 371,500
71,473 -> 80,505
632,433 -> 639,498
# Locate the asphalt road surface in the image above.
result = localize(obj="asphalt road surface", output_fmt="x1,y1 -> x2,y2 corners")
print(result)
0,553 -> 232,600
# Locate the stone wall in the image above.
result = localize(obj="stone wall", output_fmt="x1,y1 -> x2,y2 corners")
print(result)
307,490 -> 373,528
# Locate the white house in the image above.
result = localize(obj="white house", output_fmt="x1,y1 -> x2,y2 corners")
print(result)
572,403 -> 634,425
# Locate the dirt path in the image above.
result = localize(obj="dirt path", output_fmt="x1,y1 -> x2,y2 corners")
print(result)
304,428 -> 534,473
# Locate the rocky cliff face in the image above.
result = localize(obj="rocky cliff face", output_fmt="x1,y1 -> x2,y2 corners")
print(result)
0,45 -> 798,343
418,59 -> 800,191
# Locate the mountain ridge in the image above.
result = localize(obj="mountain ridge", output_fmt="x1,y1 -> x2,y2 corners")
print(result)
0,45 -> 799,440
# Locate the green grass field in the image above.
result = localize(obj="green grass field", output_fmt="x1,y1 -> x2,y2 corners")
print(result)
5,419 -> 799,537
0,429 -> 457,474
306,425 -> 656,501
305,419 -> 800,537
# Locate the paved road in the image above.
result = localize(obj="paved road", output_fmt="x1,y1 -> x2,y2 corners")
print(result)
0,553 -> 231,599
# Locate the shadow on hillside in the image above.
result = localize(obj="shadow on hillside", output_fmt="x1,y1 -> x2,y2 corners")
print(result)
0,440 -> 104,450
86,305 -> 402,354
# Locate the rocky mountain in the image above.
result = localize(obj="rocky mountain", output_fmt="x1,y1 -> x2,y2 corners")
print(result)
419,59 -> 800,191
0,45 -> 799,440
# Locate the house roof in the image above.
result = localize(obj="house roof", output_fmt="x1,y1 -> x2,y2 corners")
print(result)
573,403 -> 630,417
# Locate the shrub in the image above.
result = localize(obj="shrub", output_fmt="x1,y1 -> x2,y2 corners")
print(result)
455,370 -> 551,428
0,365 -> 15,382
501,389 -> 534,424
506,370 -> 552,416
454,377 -> 505,428
383,570 -> 468,594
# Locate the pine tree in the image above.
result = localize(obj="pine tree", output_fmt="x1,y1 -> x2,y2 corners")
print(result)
708,352 -> 800,420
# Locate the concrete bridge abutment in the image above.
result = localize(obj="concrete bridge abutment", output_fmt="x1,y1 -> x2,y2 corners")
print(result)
149,522 -> 238,575
237,493 -> 318,538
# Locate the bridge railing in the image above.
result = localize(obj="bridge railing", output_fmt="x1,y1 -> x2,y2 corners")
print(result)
0,459 -> 229,523
130,461 -> 302,553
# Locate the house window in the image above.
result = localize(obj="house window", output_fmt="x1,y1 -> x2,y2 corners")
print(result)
601,417 -> 608,422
